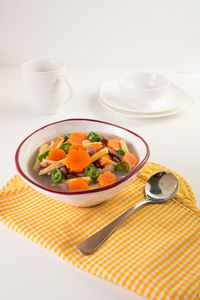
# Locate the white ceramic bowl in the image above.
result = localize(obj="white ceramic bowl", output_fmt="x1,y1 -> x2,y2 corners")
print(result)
119,72 -> 169,107
15,119 -> 150,207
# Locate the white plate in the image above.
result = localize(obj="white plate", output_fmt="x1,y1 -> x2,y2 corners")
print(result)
98,95 -> 192,119
98,80 -> 192,114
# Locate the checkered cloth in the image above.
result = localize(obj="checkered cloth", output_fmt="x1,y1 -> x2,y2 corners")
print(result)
0,162 -> 199,299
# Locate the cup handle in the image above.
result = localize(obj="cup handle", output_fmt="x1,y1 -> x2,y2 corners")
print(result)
57,75 -> 72,104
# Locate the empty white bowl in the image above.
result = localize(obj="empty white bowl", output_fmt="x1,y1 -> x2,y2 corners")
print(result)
15,119 -> 150,207
119,72 -> 169,107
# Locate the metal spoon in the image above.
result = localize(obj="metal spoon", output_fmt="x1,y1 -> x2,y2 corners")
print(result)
77,171 -> 178,255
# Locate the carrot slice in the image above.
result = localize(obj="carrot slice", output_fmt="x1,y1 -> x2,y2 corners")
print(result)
65,149 -> 91,172
52,136 -> 65,149
107,139 -> 121,151
122,153 -> 138,168
67,132 -> 88,144
85,143 -> 102,152
68,178 -> 89,190
69,144 -> 85,151
97,171 -> 116,187
99,154 -> 111,167
46,148 -> 66,161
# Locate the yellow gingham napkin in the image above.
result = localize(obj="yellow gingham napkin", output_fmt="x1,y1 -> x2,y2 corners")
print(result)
0,162 -> 200,299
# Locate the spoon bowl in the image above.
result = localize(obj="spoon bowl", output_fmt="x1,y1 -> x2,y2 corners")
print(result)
145,171 -> 179,202
77,171 -> 179,255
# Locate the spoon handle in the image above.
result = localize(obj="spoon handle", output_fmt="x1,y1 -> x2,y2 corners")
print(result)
77,199 -> 149,255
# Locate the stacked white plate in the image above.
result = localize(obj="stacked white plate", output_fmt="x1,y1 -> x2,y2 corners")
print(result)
98,80 -> 192,118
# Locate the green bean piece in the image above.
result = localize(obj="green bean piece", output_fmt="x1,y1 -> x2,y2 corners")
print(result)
51,168 -> 64,183
88,131 -> 100,142
85,166 -> 99,179
37,150 -> 50,162
117,149 -> 125,156
115,161 -> 130,173
60,143 -> 72,154
64,133 -> 71,140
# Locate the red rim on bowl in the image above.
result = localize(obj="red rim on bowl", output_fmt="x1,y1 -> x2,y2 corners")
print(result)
15,119 -> 150,195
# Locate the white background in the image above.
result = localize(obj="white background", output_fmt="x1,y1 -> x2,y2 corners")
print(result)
0,0 -> 200,70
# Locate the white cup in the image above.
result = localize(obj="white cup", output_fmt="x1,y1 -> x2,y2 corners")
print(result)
21,59 -> 71,115
119,72 -> 169,107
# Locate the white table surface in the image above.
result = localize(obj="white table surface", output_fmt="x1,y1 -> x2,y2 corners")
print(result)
0,66 -> 200,300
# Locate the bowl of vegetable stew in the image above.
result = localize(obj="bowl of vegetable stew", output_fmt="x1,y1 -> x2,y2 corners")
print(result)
15,119 -> 150,207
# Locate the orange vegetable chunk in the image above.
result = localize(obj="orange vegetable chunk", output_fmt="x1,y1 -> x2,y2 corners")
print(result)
122,153 -> 138,169
65,149 -> 91,172
98,171 -> 116,186
86,143 -> 101,152
67,132 -> 88,144
68,178 -> 89,190
107,139 -> 121,151
52,136 -> 65,149
69,144 -> 85,151
99,154 -> 111,167
46,148 -> 66,161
